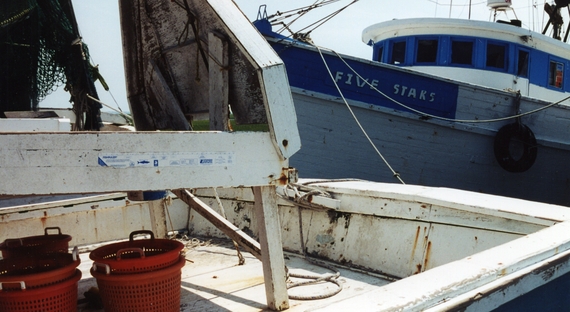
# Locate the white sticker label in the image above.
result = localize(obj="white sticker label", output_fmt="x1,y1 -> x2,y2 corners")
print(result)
98,152 -> 235,168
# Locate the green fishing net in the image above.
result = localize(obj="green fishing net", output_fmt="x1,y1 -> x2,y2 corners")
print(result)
0,0 -> 101,129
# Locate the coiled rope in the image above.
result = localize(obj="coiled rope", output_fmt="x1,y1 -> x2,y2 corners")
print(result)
287,258 -> 343,300
285,182 -> 344,300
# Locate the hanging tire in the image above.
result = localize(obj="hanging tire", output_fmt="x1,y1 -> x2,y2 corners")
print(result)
493,122 -> 537,173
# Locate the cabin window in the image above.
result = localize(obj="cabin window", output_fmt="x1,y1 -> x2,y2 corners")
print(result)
377,46 -> 384,63
390,41 -> 406,65
450,40 -> 473,65
548,61 -> 564,89
416,39 -> 438,63
517,49 -> 529,77
486,42 -> 506,70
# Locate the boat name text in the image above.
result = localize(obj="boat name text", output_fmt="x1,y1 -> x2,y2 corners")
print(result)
334,71 -> 436,102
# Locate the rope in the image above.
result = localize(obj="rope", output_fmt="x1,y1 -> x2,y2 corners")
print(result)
213,187 -> 245,265
86,94 -> 134,125
162,195 -> 176,237
181,237 -> 212,249
269,0 -> 360,42
285,185 -> 343,300
314,44 -> 406,184
276,182 -> 336,211
287,257 -> 343,300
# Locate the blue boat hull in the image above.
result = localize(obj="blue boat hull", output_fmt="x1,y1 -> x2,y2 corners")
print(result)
266,38 -> 570,206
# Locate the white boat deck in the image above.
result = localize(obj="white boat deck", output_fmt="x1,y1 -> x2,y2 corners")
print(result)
76,237 -> 392,312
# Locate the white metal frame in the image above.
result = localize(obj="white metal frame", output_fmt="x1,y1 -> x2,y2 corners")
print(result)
0,0 -> 299,309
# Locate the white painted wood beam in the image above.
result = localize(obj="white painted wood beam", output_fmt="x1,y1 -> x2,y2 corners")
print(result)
206,0 -> 301,159
209,32 -> 230,131
0,131 -> 289,195
254,185 -> 290,311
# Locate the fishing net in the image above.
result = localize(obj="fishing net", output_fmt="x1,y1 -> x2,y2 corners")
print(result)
0,0 -> 102,129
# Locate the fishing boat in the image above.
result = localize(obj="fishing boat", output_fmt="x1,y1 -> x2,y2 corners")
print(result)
253,0 -> 570,206
3,179 -> 570,311
2,0 -> 570,311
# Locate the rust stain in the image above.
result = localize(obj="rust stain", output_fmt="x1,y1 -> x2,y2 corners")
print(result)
411,226 -> 421,260
421,204 -> 428,209
422,227 -> 429,246
415,263 -> 422,274
423,241 -> 432,270
40,211 -> 48,227
277,172 -> 288,185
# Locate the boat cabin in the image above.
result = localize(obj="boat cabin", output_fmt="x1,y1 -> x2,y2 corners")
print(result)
363,18 -> 570,102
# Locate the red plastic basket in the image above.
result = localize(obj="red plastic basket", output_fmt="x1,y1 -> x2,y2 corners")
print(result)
89,230 -> 184,274
91,255 -> 185,312
0,227 -> 72,258
0,248 -> 80,290
0,269 -> 81,312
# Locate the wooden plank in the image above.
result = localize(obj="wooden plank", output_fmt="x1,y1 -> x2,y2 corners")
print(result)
146,59 -> 191,130
253,186 -> 290,311
4,111 -> 59,118
205,0 -> 301,159
258,65 -> 302,159
0,131 -> 288,195
209,32 -> 229,131
307,220 -> 570,311
172,189 -> 261,260
148,199 -> 168,238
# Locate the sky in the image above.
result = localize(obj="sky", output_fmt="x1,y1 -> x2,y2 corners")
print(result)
39,0 -> 547,113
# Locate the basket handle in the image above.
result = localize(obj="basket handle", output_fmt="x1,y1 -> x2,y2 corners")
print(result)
0,281 -> 26,290
72,246 -> 79,262
3,238 -> 23,248
129,230 -> 154,241
116,247 -> 145,260
92,262 -> 111,275
44,227 -> 62,235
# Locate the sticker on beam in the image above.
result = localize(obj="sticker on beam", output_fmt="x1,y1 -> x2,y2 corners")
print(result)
98,152 -> 235,168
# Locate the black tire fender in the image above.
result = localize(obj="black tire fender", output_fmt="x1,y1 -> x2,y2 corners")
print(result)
493,122 -> 537,173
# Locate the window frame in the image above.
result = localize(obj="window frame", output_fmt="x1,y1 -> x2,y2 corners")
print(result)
415,37 -> 439,65
485,41 -> 508,72
449,38 -> 475,67
547,58 -> 565,90
390,40 -> 407,65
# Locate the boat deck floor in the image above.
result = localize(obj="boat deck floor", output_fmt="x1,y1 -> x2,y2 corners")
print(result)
76,237 -> 393,311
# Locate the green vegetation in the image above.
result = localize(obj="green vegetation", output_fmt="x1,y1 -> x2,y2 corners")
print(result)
192,119 -> 269,132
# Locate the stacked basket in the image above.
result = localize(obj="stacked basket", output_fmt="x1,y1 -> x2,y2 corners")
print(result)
0,227 -> 81,312
89,230 -> 185,312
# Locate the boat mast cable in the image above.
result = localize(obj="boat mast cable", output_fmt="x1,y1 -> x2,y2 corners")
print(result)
314,44 -> 406,185
268,0 -> 340,23
269,0 -> 340,34
270,0 -> 359,38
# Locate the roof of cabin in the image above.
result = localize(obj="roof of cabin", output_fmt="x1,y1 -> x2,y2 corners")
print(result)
362,18 -> 570,60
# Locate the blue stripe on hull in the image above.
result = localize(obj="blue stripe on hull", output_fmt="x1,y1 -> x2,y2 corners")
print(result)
271,41 -> 459,119
492,271 -> 570,312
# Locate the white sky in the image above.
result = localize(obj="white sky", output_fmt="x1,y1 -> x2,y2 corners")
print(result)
39,0 -> 547,113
